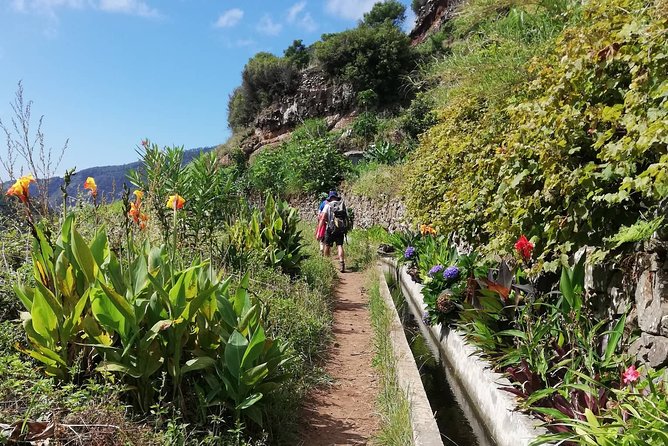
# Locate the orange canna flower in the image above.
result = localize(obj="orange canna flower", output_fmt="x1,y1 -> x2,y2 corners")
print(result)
139,212 -> 149,230
419,224 -> 437,236
84,177 -> 97,197
128,201 -> 140,223
6,174 -> 36,203
166,194 -> 185,210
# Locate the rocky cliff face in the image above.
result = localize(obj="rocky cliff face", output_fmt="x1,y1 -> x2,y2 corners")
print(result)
409,0 -> 463,45
241,68 -> 356,154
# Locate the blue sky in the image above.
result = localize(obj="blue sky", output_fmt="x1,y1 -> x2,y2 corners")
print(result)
0,0 -> 414,178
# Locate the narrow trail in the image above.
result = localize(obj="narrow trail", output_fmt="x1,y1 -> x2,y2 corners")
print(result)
300,270 -> 380,445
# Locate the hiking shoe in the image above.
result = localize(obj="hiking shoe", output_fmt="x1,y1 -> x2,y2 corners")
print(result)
339,261 -> 345,273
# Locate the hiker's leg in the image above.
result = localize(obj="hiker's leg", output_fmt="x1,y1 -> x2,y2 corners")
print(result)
337,245 -> 344,262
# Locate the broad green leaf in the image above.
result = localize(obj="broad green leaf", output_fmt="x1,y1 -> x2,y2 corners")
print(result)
236,392 -> 263,411
31,288 -> 58,344
604,314 -> 626,364
241,325 -> 266,369
241,363 -> 269,386
71,226 -> 98,283
181,356 -> 216,375
225,330 -> 248,380
97,361 -> 142,378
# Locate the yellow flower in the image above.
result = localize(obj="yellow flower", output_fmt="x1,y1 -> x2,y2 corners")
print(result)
84,177 -> 97,197
133,190 -> 144,201
6,174 -> 36,203
166,194 -> 185,210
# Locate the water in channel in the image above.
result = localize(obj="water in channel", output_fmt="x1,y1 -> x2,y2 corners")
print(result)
388,279 -> 495,446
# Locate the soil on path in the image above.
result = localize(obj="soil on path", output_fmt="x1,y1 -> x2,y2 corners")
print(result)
300,270 -> 380,445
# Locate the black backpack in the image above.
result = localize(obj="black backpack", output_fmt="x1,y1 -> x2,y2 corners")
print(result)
327,200 -> 349,236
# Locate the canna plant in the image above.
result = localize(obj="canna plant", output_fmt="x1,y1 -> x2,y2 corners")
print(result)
14,213 -> 291,424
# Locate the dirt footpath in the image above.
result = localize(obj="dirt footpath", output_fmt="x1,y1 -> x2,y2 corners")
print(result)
300,270 -> 380,445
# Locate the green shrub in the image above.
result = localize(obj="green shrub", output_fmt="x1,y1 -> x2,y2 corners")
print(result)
400,93 -> 437,140
313,23 -> 414,101
242,52 -> 299,106
351,111 -> 380,143
228,86 -> 258,130
249,125 -> 351,197
362,0 -> 406,27
228,52 -> 299,129
283,39 -> 310,69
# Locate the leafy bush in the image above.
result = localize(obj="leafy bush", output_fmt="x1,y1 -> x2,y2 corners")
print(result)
227,52 -> 299,129
228,86 -> 258,130
314,23 -> 414,101
249,125 -> 350,197
223,197 -> 306,275
283,39 -> 310,69
351,111 -> 380,143
364,141 -> 404,165
400,93 -> 437,140
362,0 -> 406,27
242,52 -> 299,107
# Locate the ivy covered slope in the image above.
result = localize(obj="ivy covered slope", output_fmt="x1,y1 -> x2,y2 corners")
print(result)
405,0 -> 668,265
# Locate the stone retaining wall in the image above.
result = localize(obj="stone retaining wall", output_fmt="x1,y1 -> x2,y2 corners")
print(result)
289,192 -> 408,231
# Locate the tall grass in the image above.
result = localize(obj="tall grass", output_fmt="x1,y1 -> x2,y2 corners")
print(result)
426,0 -> 575,107
368,270 -> 413,446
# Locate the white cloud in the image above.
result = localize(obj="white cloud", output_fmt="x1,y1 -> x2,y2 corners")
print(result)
215,8 -> 243,28
287,2 -> 317,32
325,0 -> 377,20
256,15 -> 282,36
287,1 -> 305,22
10,0 -> 160,18
299,13 -> 317,32
98,0 -> 160,18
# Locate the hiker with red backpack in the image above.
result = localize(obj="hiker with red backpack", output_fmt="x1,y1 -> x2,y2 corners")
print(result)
321,190 -> 351,272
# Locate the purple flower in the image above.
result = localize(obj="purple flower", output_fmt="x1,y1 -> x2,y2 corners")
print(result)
443,266 -> 460,281
404,246 -> 416,259
428,264 -> 444,277
422,311 -> 431,326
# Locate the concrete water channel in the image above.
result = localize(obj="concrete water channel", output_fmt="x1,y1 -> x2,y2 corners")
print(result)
377,258 -> 547,446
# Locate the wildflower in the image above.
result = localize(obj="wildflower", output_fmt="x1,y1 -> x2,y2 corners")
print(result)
84,177 -> 97,198
420,224 -> 437,236
514,235 -> 534,261
404,246 -> 416,259
128,202 -> 140,223
6,174 -> 36,203
133,190 -> 144,202
428,265 -> 444,277
422,311 -> 431,326
622,365 -> 640,385
166,194 -> 185,210
139,212 -> 148,230
443,266 -> 460,281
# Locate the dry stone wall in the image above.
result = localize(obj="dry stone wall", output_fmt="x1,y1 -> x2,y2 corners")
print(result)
290,192 -> 408,231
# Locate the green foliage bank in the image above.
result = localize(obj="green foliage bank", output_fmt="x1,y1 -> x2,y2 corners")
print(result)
405,0 -> 668,265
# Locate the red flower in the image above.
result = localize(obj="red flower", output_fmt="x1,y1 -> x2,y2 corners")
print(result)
514,235 -> 534,261
622,365 -> 640,385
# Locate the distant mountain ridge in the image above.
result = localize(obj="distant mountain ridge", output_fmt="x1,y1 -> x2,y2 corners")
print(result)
3,146 -> 214,205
